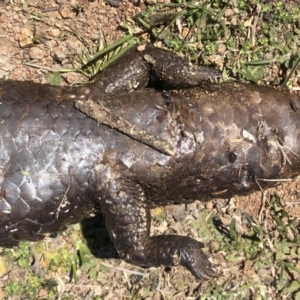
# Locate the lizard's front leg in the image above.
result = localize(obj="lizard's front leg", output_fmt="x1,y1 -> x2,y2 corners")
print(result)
99,176 -> 218,279
90,45 -> 222,94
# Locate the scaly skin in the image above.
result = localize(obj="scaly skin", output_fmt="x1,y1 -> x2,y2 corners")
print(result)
0,46 -> 299,279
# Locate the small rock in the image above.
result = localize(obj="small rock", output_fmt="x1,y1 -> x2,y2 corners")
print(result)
224,8 -> 234,17
48,28 -> 61,38
38,289 -> 48,298
54,50 -> 67,61
181,27 -> 189,38
137,44 -> 146,52
105,0 -> 121,7
0,55 -> 14,72
70,0 -> 80,7
94,285 -> 102,296
18,27 -> 32,47
189,204 -> 199,219
172,204 -> 187,222
205,201 -> 213,211
66,39 -> 83,52
217,43 -> 226,55
29,47 -> 45,60
169,222 -> 182,233
0,70 -> 8,79
60,4 -> 73,19
231,16 -> 237,26
53,43 -> 68,62
152,291 -> 161,300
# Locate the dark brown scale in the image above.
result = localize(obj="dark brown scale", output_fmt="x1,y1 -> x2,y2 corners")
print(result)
0,46 -> 300,280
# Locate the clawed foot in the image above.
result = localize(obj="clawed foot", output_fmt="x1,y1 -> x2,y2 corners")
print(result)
173,238 -> 220,280
134,235 -> 221,280
101,177 -> 220,280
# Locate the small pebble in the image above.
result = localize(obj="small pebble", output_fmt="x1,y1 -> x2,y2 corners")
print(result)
48,28 -> 61,38
29,47 -> 45,60
60,4 -> 73,19
18,27 -> 32,47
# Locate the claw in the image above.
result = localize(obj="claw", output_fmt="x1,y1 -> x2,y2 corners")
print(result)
177,239 -> 220,280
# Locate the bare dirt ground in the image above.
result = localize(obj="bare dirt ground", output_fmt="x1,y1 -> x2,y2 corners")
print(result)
0,1 -> 300,299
